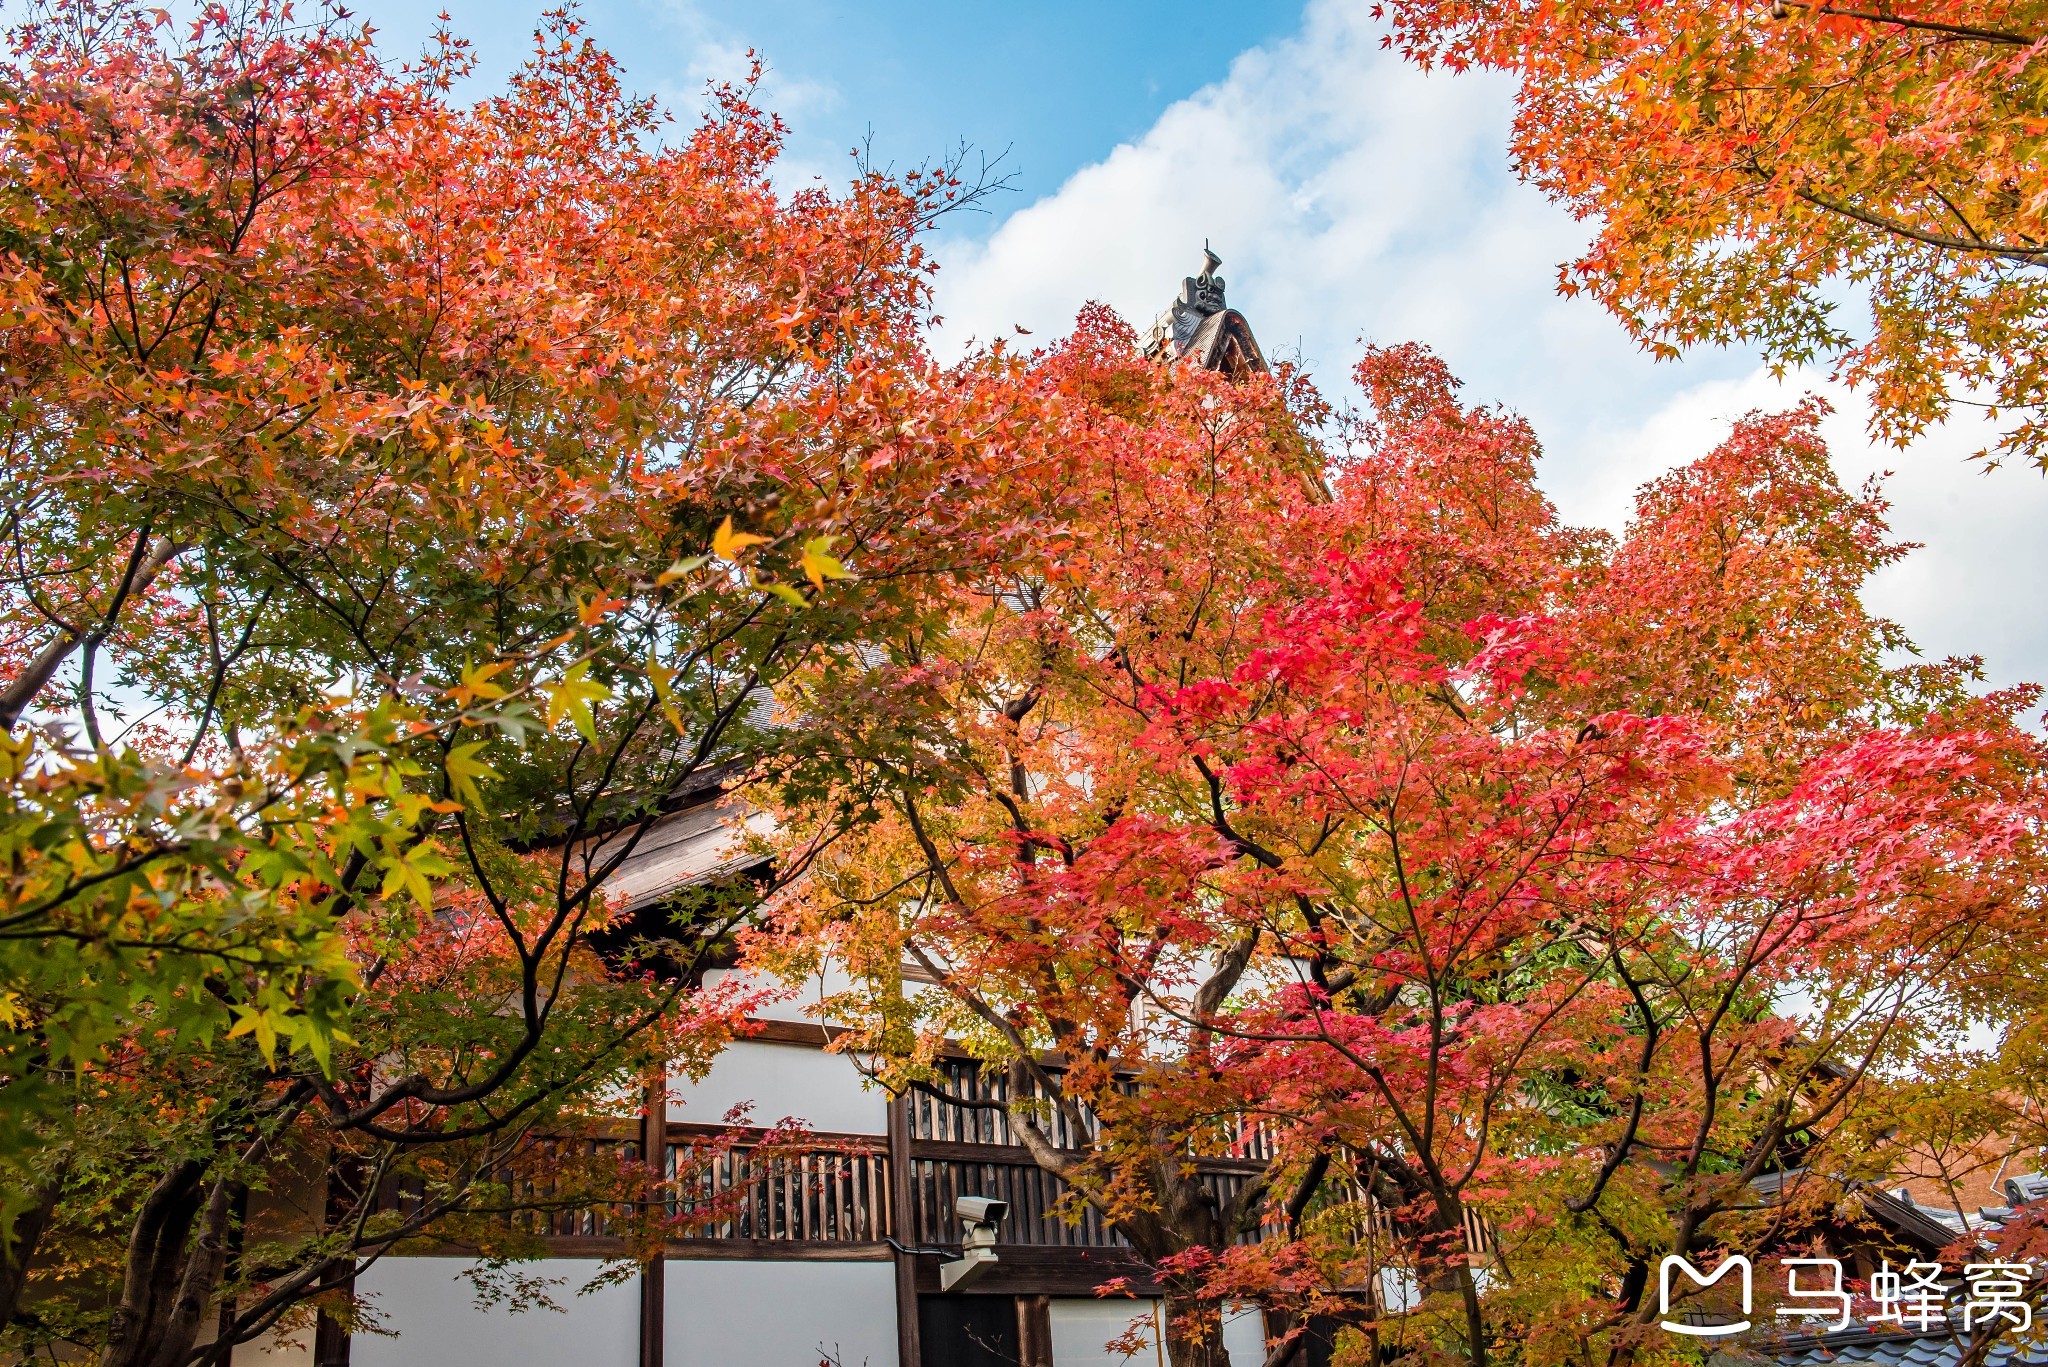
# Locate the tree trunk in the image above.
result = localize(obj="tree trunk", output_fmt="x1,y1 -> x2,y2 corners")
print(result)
988,1098 -> 1243,1366
0,1169 -> 65,1327
1163,1294 -> 1234,1367
1455,1260 -> 1489,1367
101,1160 -> 204,1367
143,1175 -> 240,1367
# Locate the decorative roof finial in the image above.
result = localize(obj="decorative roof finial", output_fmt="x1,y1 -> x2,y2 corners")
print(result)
1140,242 -> 1265,375
1182,245 -> 1226,316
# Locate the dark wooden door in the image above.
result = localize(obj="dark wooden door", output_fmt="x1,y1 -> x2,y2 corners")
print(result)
917,1295 -> 1020,1367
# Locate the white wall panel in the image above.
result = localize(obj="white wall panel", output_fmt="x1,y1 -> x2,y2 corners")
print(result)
664,1259 -> 897,1367
700,961 -> 865,1026
1050,1298 -> 1162,1365
1047,1299 -> 1267,1366
1222,1304 -> 1269,1365
349,1258 -> 637,1367
668,1038 -> 886,1135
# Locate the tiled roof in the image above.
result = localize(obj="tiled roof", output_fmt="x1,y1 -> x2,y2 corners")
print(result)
1744,1170 -> 2048,1367
1772,1326 -> 2048,1367
1861,1186 -> 1979,1252
1876,1172 -> 2048,1240
1747,1169 -> 2047,1252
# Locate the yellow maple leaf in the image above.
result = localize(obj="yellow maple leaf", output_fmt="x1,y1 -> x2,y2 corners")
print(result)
712,516 -> 769,561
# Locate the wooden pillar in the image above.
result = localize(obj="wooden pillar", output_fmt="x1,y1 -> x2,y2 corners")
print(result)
887,1092 -> 921,1367
313,1153 -> 364,1366
312,1287 -> 353,1367
639,1076 -> 667,1367
1017,1294 -> 1053,1367
1261,1309 -> 1297,1367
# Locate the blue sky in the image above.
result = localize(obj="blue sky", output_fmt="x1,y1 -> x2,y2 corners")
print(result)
348,1 -> 1296,205
353,0 -> 2048,695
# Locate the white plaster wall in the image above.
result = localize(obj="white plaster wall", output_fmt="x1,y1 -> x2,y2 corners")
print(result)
349,1258 -> 638,1367
1222,1304 -> 1269,1365
664,1259 -> 897,1367
701,961 -> 866,1026
668,1038 -> 886,1135
1380,1265 -> 1422,1313
1050,1299 -> 1162,1366
1047,1299 -> 1268,1367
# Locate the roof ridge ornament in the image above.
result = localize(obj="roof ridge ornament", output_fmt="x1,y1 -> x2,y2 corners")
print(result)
1183,242 -> 1226,315
1141,242 -> 1267,375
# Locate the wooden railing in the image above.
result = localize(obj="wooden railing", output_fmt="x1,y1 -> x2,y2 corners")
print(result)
904,1059 -> 1100,1150
903,1149 -> 1120,1248
368,1132 -> 891,1249
896,1058 -> 1283,1250
664,1132 -> 891,1245
906,1058 -> 1277,1164
369,1135 -> 642,1240
901,1146 -> 1275,1250
371,1068 -> 1486,1267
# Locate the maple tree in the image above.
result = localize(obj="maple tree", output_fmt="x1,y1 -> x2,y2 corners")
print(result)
1144,355 -> 2048,1367
0,3 -> 1043,1362
764,317 -> 2048,1367
1367,0 -> 2048,469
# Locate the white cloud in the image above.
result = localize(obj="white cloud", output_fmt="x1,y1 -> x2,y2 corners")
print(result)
1589,370 -> 2048,693
931,0 -> 2048,695
929,0 -> 1601,390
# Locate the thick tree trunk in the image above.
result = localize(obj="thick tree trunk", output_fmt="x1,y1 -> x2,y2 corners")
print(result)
1163,1294 -> 1234,1367
97,1153 -> 251,1367
144,1175 -> 240,1367
0,1169 -> 65,1327
102,1160 -> 204,1367
991,1098 -> 1248,1366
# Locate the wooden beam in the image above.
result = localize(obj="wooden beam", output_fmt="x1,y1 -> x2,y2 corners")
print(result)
730,1017 -> 996,1062
666,1121 -> 884,1146
905,1136 -> 1264,1174
737,1018 -> 849,1048
388,1237 -> 893,1261
659,1240 -> 892,1262
909,1245 -> 1162,1297
640,1077 -> 667,1367
887,1092 -> 922,1367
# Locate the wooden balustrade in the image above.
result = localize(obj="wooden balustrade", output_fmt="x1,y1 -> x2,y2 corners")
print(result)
664,1134 -> 891,1245
367,1072 -> 1490,1268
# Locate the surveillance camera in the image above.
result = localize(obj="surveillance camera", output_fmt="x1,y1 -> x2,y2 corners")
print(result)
942,1197 -> 1006,1292
955,1196 -> 1009,1225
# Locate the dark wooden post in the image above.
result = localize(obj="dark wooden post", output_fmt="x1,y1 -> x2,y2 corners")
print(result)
312,1277 -> 354,1367
1017,1294 -> 1053,1367
312,1151 -> 366,1366
640,1076 -> 667,1367
887,1092 -> 921,1367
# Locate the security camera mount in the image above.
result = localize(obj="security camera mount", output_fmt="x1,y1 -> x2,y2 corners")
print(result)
940,1197 -> 1008,1292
